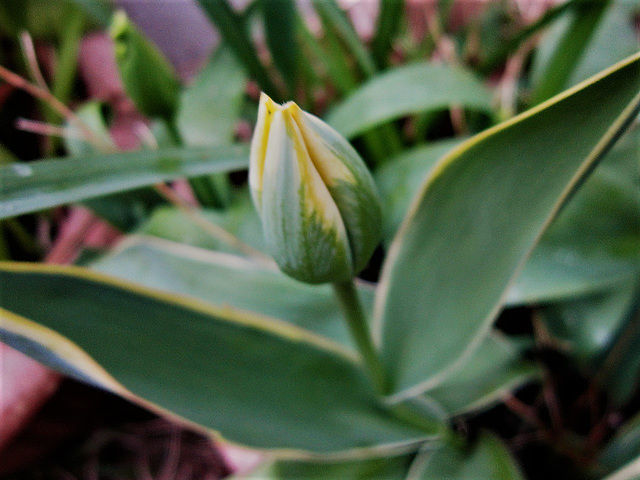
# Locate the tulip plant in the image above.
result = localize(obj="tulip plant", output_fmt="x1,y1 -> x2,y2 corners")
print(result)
1,1 -> 640,478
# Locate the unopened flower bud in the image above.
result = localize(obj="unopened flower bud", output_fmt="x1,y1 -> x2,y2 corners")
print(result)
249,93 -> 382,284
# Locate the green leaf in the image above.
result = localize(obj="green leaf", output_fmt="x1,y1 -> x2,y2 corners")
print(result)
0,0 -> 28,34
602,456 -> 640,480
295,11 -> 357,96
0,262 -> 432,456
424,333 -> 537,417
69,0 -> 112,26
0,143 -> 18,165
50,4 -> 84,119
599,301 -> 640,406
177,44 -> 246,147
83,189 -> 164,232
371,0 -> 404,69
311,0 -> 376,79
375,138 -> 463,244
530,0 -> 611,105
531,2 -> 638,94
137,195 -> 265,254
378,120 -> 639,310
110,10 -> 181,121
375,53 -> 640,397
410,433 -> 524,479
261,0 -> 297,91
241,452 -> 413,479
62,101 -> 165,231
479,0 -> 575,74
564,2 -> 638,88
91,236 -> 375,348
0,145 -> 249,219
600,410 -> 640,476
326,63 -> 493,138
196,0 -> 280,101
508,128 -> 640,305
175,44 -> 246,208
507,247 -> 637,307
64,101 -> 115,156
541,281 -> 637,366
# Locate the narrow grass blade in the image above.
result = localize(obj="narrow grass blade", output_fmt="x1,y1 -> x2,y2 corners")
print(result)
0,145 -> 249,219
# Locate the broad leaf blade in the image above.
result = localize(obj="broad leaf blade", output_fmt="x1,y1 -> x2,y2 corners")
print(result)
0,145 -> 248,219
177,44 -> 246,147
506,246 -> 638,306
91,236 -> 375,348
600,411 -> 640,477
240,453 -> 413,479
0,263 -> 431,456
425,334 -> 537,417
377,131 -> 640,306
603,456 -> 640,480
137,197 -> 265,254
375,138 -> 463,244
541,283 -> 637,366
376,53 -> 640,397
506,127 -> 640,305
411,432 -> 524,480
326,63 -> 492,138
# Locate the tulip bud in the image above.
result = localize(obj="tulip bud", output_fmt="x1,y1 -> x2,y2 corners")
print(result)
250,93 -> 382,284
110,10 -> 181,121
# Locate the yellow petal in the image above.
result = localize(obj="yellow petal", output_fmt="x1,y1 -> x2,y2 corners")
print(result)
260,109 -> 353,282
288,103 -> 356,188
249,92 -> 280,210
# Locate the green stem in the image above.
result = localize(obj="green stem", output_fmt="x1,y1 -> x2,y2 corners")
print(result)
332,280 -> 387,394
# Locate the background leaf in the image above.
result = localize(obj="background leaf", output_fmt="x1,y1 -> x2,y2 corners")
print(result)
177,44 -> 246,147
371,0 -> 404,69
600,411 -> 640,476
424,333 -> 537,417
410,433 -> 524,480
136,194 -> 264,253
196,0 -> 279,100
531,2 -> 638,97
326,63 -> 493,139
541,283 -> 637,367
260,0 -> 297,92
529,0 -> 610,105
110,10 -> 181,121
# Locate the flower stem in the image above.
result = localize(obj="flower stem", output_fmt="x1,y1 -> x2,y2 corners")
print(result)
332,280 -> 387,394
